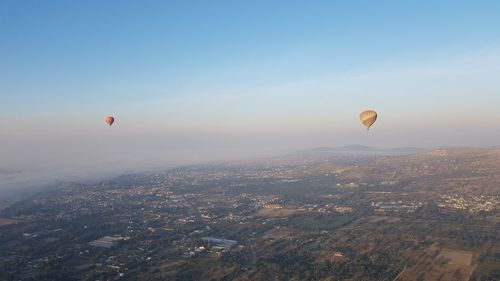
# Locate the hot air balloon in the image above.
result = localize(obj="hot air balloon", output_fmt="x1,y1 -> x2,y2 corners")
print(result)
105,116 -> 115,126
360,110 -> 377,130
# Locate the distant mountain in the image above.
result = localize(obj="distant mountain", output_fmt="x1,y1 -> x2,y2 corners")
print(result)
383,147 -> 426,154
310,147 -> 337,152
310,145 -> 374,152
304,146 -> 500,196
307,145 -> 425,155
415,147 -> 498,159
339,144 -> 374,151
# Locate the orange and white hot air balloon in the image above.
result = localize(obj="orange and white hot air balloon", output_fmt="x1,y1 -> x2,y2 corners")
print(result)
104,116 -> 115,126
360,110 -> 377,130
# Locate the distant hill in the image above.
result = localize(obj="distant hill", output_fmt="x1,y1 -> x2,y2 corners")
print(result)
412,147 -> 499,159
310,145 -> 373,151
339,144 -> 374,151
305,146 -> 500,196
308,145 -> 425,155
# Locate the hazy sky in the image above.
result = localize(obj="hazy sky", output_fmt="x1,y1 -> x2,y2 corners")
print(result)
1,1 -> 500,190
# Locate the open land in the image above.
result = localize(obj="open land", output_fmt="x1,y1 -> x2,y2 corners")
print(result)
0,147 -> 499,280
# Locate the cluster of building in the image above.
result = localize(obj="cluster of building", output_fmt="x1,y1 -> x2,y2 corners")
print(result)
88,236 -> 127,248
437,194 -> 499,213
372,201 -> 423,213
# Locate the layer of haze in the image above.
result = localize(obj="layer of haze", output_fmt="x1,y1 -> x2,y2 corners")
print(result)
1,1 -> 500,193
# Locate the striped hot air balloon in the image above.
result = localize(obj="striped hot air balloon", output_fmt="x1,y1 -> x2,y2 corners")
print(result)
360,110 -> 377,130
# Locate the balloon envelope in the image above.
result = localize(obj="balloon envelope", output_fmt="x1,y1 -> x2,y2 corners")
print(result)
360,110 -> 377,130
105,116 -> 115,126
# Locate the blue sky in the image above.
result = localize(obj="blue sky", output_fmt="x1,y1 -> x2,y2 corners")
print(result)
1,1 -> 500,187
2,0 -> 499,111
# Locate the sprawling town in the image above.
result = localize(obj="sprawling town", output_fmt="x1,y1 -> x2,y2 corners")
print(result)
1,148 -> 499,280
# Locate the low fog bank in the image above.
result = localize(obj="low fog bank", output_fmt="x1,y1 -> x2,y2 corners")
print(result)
0,147 -> 288,201
0,144 -> 428,201
0,134 -> 311,200
1,129 -> 498,201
